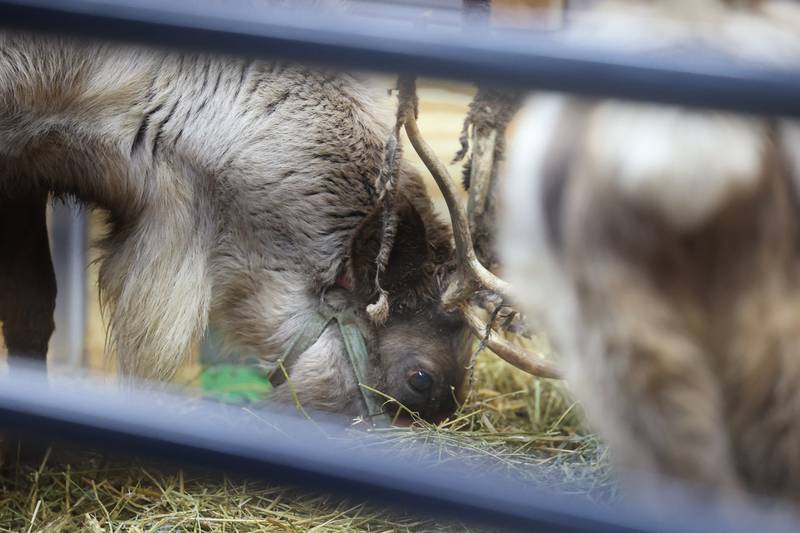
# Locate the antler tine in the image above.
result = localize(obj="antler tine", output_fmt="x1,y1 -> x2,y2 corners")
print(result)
466,128 -> 498,240
462,305 -> 561,379
398,77 -> 511,308
461,85 -> 523,270
398,77 -> 560,380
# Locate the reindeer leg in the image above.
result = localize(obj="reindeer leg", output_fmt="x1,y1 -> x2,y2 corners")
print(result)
569,265 -> 747,509
0,192 -> 56,368
99,179 -> 210,381
0,192 -> 56,467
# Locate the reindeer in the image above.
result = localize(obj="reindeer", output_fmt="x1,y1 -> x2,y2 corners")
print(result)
500,0 -> 800,508
0,20 -> 555,424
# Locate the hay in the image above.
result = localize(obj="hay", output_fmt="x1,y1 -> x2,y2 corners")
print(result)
0,455 -> 472,532
0,345 -> 613,532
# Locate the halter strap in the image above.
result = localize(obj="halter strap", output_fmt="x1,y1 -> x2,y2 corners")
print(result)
267,310 -> 335,387
266,303 -> 391,427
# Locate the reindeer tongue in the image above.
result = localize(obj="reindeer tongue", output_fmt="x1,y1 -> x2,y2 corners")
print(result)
391,414 -> 414,427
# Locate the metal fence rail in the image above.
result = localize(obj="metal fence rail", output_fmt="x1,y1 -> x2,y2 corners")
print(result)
0,365 -> 768,533
1,0 -> 800,116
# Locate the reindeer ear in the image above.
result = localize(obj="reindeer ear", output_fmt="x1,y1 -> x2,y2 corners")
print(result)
348,196 -> 430,307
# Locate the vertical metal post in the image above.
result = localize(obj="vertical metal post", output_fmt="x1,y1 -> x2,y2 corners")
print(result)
48,199 -> 87,370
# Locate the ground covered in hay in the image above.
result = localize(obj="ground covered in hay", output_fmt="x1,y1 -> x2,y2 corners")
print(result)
0,348 -> 614,532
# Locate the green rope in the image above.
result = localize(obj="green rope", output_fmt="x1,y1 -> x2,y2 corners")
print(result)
327,306 -> 391,426
267,310 -> 335,388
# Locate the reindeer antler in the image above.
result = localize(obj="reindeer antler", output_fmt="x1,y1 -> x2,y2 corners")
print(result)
398,78 -> 511,306
455,85 -> 523,269
397,76 -> 561,380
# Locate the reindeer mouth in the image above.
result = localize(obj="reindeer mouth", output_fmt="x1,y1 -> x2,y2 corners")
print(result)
382,398 -> 455,427
388,411 -> 452,427
390,413 -> 415,427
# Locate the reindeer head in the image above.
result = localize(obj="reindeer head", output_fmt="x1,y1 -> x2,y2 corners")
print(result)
258,166 -> 474,424
394,77 -> 561,383
330,78 -> 563,424
213,76 -> 558,425
346,178 -> 471,422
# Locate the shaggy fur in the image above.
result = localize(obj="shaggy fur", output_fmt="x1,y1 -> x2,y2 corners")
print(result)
0,32 -> 470,420
501,0 -> 800,509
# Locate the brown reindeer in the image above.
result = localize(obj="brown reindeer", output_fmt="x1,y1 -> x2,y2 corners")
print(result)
500,0 -> 800,508
0,22 -> 553,423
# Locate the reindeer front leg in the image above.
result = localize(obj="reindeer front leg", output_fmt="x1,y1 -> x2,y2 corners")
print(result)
0,191 -> 56,368
97,168 -> 211,381
0,191 -> 56,467
567,259 -> 746,504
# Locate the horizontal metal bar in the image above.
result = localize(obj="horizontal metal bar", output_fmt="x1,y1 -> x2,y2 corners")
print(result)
0,0 -> 799,116
0,364 -> 757,533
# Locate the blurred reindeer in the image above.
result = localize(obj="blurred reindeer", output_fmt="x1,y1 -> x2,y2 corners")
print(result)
501,0 -> 800,507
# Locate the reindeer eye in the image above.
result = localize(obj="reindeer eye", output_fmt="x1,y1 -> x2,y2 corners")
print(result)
408,369 -> 433,393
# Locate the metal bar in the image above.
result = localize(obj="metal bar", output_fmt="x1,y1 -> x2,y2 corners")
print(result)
48,200 -> 87,370
0,0 -> 799,117
0,365 -> 759,533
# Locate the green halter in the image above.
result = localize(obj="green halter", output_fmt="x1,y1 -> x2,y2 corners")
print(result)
202,303 -> 390,427
267,302 -> 391,426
